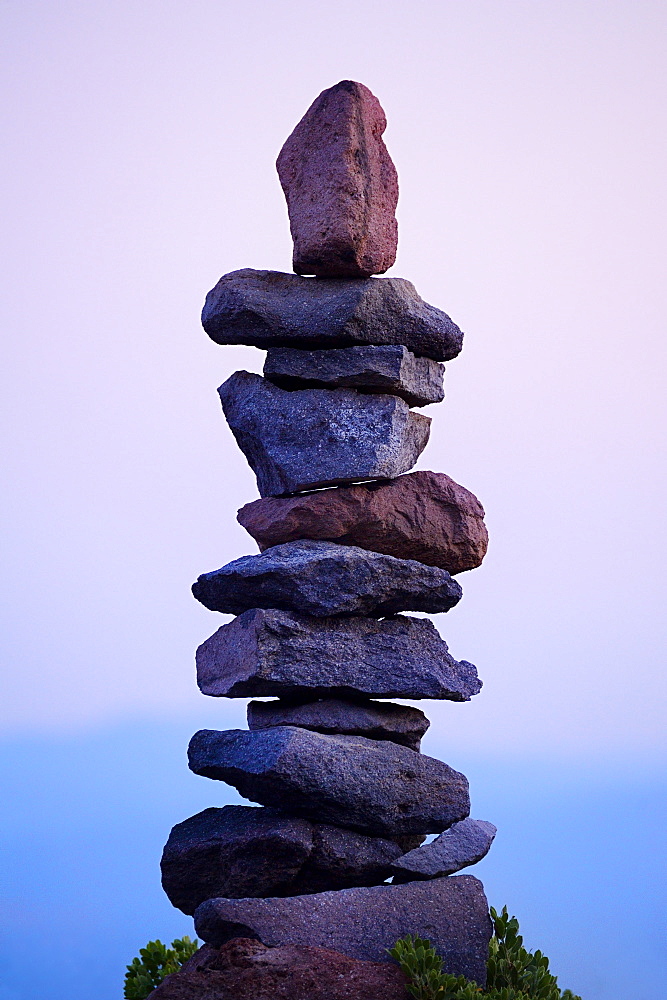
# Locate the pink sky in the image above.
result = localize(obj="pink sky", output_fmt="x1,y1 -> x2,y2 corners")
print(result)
1,0 -> 666,756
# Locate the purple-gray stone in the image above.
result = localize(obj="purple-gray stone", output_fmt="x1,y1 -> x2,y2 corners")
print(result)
196,609 -> 480,702
194,875 -> 491,984
161,806 -> 403,914
247,698 -> 429,751
218,371 -> 430,497
201,269 -> 464,362
390,818 -> 497,882
264,345 -> 445,408
191,541 -> 463,618
188,727 -> 470,837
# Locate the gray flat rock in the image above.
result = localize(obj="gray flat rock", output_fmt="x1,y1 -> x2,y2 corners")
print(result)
247,698 -> 429,751
218,371 -> 430,497
197,610 -> 480,702
192,540 -> 462,618
188,727 -> 470,836
391,818 -> 497,882
264,345 -> 444,407
194,875 -> 492,984
161,806 -> 403,914
201,269 -> 463,362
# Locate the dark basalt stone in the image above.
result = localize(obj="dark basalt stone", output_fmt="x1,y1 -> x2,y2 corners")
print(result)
247,698 -> 430,751
192,541 -> 462,618
188,727 -> 470,837
194,875 -> 492,985
264,345 -> 444,408
161,806 -> 403,914
201,269 -> 463,362
197,609 -> 480,702
218,371 -> 430,497
390,818 -> 497,882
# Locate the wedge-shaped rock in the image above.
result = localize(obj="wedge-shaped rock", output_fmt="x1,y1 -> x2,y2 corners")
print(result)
188,727 -> 469,836
390,818 -> 497,883
197,609 -> 480,701
238,471 -> 488,573
219,372 -> 430,497
161,806 -> 403,914
276,80 -> 398,278
202,269 -> 463,362
264,345 -> 444,407
192,541 -> 462,618
194,875 -> 491,984
248,698 -> 429,751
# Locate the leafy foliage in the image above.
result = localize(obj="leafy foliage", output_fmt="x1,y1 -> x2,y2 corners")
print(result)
124,936 -> 199,999
389,906 -> 581,1000
390,935 -> 481,999
486,906 -> 581,1000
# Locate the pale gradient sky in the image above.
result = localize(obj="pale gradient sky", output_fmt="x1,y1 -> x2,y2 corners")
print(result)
1,0 -> 666,756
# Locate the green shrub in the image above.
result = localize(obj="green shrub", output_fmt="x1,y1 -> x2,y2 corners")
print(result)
389,906 -> 582,1000
123,936 -> 199,999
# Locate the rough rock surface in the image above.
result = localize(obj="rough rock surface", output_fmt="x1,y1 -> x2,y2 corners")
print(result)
161,806 -> 403,914
192,541 -> 462,618
218,371 -> 430,497
194,876 -> 491,985
188,727 -> 469,836
148,938 -> 410,1000
201,269 -> 463,362
247,698 -> 429,751
264,345 -> 444,408
197,610 -> 480,702
390,818 -> 497,882
276,80 -> 398,279
238,471 -> 488,573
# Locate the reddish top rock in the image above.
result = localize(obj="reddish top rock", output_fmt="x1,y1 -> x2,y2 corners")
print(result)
277,80 -> 399,278
150,938 -> 409,1000
237,471 -> 488,575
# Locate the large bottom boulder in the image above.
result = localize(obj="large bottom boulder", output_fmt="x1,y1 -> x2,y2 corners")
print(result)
149,937 -> 410,999
195,875 -> 491,985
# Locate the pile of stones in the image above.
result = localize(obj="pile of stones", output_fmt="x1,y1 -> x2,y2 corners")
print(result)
159,80 -> 496,992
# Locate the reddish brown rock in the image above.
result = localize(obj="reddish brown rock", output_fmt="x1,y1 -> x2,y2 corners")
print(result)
149,938 -> 409,1000
276,80 -> 398,278
238,471 -> 488,575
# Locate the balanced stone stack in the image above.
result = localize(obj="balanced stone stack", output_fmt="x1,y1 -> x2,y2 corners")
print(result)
159,80 -> 496,995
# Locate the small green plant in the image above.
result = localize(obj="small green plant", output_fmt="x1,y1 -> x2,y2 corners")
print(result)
123,936 -> 199,999
389,906 -> 581,1000
486,906 -> 580,999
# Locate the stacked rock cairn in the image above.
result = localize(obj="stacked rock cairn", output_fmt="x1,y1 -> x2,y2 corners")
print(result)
161,80 -> 497,985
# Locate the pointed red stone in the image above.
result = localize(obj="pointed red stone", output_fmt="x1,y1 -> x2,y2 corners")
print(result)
277,80 -> 399,278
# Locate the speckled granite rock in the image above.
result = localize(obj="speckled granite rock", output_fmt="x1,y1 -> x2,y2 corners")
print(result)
201,269 -> 463,362
247,698 -> 429,751
218,371 -> 430,496
148,938 -> 411,1000
390,818 -> 497,882
194,875 -> 491,984
264,345 -> 444,407
192,541 -> 462,618
238,471 -> 488,573
188,727 -> 470,836
161,806 -> 403,914
196,610 -> 480,702
276,80 -> 398,279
